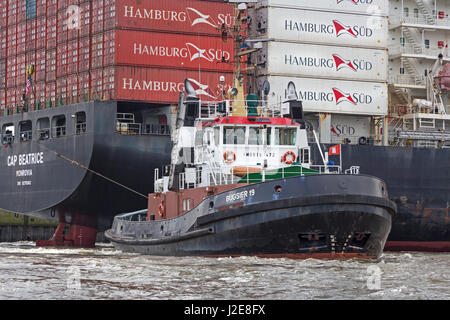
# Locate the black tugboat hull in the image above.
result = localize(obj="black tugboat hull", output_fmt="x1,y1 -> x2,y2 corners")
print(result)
106,174 -> 396,259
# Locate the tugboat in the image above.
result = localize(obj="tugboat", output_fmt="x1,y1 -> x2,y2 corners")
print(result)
105,79 -> 397,259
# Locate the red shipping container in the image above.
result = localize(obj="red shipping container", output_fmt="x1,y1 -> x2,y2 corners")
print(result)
0,29 -> 7,57
47,3 -> 57,17
6,76 -> 16,88
17,0 -> 26,22
104,29 -> 115,65
115,30 -> 234,72
7,56 -> 17,74
103,66 -> 115,95
67,73 -> 78,99
0,74 -> 5,90
6,88 -> 17,107
16,54 -> 26,84
91,33 -> 104,69
90,68 -> 103,98
67,39 -> 79,74
0,90 -> 6,110
0,2 -> 7,28
7,11 -> 16,26
7,24 -> 17,56
47,16 -> 57,48
78,71 -> 90,97
37,0 -> 48,17
92,0 -> 104,34
56,42 -> 68,77
56,77 -> 67,101
36,17 -> 47,49
79,1 -> 91,37
58,0 -> 68,11
36,49 -> 47,81
115,66 -> 233,104
17,22 -> 26,53
115,0 -> 234,36
26,19 -> 37,51
35,81 -> 46,105
78,36 -> 91,72
45,81 -> 56,104
46,49 -> 56,81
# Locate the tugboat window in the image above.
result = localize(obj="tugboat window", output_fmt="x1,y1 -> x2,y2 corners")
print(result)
274,128 -> 297,145
223,126 -> 246,145
75,112 -> 87,135
19,120 -> 32,142
248,127 -> 263,145
52,115 -> 66,138
37,117 -> 50,140
1,123 -> 15,145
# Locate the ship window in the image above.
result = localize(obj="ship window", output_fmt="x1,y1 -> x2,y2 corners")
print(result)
301,148 -> 310,164
266,127 -> 272,145
75,112 -> 86,135
248,127 -> 263,145
223,126 -> 246,145
195,129 -> 203,146
19,120 -> 32,142
404,7 -> 409,17
37,117 -> 50,140
214,127 -> 220,145
274,128 -> 297,146
424,39 -> 430,49
52,115 -> 66,138
182,199 -> 191,212
1,123 -> 15,145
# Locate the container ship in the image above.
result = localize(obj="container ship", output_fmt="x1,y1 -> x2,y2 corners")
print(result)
0,0 -> 237,247
1,0 -> 449,251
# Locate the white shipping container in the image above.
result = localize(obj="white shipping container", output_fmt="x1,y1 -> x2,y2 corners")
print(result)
256,7 -> 388,49
258,0 -> 388,16
330,114 -> 371,144
257,76 -> 388,116
259,42 -> 388,82
304,114 -> 372,144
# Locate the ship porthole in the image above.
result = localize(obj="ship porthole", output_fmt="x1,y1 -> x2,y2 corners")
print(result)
209,201 -> 214,209
274,185 -> 282,193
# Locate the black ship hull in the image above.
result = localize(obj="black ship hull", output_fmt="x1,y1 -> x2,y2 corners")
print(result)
105,174 -> 396,259
0,101 -> 172,245
312,144 -> 450,251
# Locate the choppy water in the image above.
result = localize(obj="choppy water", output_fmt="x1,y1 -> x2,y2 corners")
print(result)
0,241 -> 448,300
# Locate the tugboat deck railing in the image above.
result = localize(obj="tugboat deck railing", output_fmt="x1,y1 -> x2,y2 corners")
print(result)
195,99 -> 283,120
154,164 -> 358,193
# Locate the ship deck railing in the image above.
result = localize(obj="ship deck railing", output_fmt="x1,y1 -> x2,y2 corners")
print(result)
195,99 -> 283,120
154,164 -> 351,192
115,209 -> 148,222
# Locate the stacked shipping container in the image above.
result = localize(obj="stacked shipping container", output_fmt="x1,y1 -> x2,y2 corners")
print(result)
252,0 -> 389,144
0,0 -> 237,115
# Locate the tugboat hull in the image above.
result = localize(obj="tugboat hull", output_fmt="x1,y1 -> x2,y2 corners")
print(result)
106,174 -> 396,259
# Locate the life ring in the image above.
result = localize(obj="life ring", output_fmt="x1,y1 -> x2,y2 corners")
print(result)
282,151 -> 296,165
158,203 -> 165,217
223,151 -> 236,164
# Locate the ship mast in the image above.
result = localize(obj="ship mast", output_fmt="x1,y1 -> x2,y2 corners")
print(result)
223,2 -> 258,116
